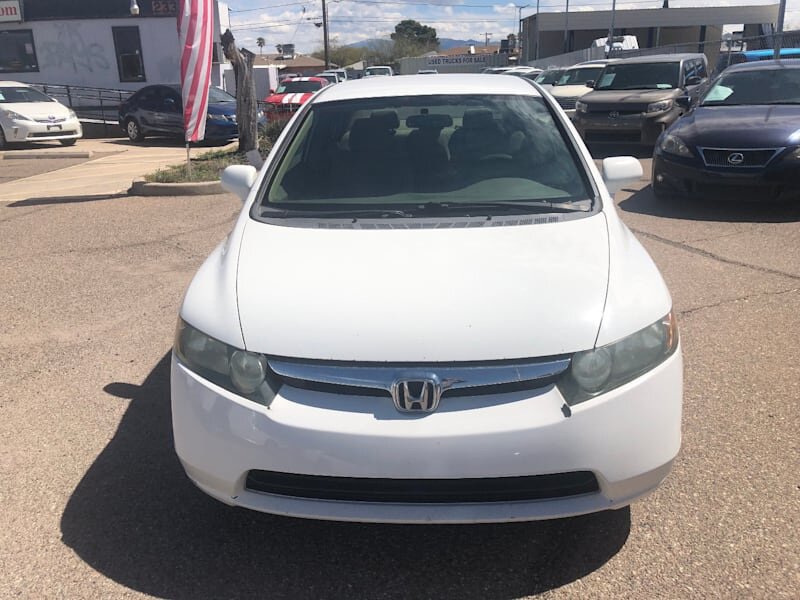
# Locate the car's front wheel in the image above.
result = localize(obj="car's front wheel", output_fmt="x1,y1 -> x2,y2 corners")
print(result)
0,126 -> 7,150
125,118 -> 145,142
59,139 -> 77,147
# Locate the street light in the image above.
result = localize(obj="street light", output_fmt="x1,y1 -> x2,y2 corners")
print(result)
516,4 -> 529,61
563,0 -> 570,54
130,0 -> 140,16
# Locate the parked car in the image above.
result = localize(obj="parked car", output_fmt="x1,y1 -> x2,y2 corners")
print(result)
417,69 -> 438,75
118,84 -> 239,143
263,76 -> 329,119
712,47 -> 800,76
481,66 -> 515,74
279,72 -> 303,83
533,68 -> 566,85
573,54 -> 710,145
549,60 -> 616,117
314,72 -> 341,84
172,74 -> 682,524
0,81 -> 82,148
652,60 -> 800,201
364,66 -> 394,77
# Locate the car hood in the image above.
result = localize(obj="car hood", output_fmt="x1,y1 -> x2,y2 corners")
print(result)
236,214 -> 610,362
550,84 -> 594,98
2,101 -> 71,120
266,92 -> 314,105
583,88 -> 678,106
670,105 -> 800,147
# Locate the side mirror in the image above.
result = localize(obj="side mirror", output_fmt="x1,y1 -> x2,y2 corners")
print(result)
221,165 -> 258,202
685,76 -> 702,87
269,88 -> 275,94
675,96 -> 691,110
602,156 -> 643,196
585,80 -> 595,88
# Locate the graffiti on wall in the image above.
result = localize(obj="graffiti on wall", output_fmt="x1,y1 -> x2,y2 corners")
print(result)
40,23 -> 109,73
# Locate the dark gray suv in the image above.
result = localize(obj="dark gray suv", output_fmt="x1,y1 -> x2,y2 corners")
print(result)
572,53 -> 709,145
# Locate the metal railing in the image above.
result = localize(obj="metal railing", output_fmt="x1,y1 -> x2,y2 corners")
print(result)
28,83 -> 135,136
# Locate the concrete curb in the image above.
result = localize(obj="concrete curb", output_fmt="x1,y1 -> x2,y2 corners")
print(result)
1,150 -> 94,159
129,178 -> 224,196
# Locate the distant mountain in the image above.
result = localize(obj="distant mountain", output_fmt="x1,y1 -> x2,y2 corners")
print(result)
345,38 -> 484,51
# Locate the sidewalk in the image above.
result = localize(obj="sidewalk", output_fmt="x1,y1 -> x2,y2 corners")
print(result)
0,138 -> 233,203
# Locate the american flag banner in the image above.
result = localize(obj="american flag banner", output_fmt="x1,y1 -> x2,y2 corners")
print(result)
177,0 -> 214,142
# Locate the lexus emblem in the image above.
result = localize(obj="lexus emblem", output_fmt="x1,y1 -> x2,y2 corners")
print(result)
608,111 -> 619,119
391,375 -> 441,412
727,152 -> 745,165
47,115 -> 56,121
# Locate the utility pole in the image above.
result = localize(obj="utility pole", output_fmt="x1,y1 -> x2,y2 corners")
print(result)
483,32 -> 492,47
516,5 -> 529,62
563,0 -> 570,54
607,0 -> 617,56
534,0 -> 540,60
321,0 -> 330,68
774,0 -> 787,59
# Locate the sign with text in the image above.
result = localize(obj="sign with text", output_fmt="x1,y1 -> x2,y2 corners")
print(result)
426,54 -> 489,67
0,0 -> 21,22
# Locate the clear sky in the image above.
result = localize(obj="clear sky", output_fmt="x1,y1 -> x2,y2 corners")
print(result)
224,0 -> 800,55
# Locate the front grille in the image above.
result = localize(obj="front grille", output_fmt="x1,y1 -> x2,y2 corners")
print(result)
699,147 -> 782,168
556,97 -> 577,110
245,470 -> 600,503
33,117 -> 66,123
28,131 -> 76,138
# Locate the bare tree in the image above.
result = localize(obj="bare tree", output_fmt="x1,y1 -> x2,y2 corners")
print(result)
221,28 -> 258,153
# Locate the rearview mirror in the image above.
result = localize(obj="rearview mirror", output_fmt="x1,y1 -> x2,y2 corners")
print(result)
585,80 -> 595,88
602,156 -> 643,195
221,165 -> 258,202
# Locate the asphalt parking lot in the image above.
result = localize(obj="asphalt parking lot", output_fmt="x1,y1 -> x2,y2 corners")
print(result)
0,150 -> 798,599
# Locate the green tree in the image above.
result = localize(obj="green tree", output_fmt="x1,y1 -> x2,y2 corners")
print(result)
390,19 -> 439,56
256,37 -> 265,55
311,40 -> 364,68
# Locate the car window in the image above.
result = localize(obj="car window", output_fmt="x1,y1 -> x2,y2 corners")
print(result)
0,86 -> 55,103
557,67 -> 602,86
258,94 -> 593,213
695,59 -> 708,79
208,87 -> 236,103
136,88 -> 158,110
701,68 -> 800,105
595,62 -> 680,90
276,81 -> 324,94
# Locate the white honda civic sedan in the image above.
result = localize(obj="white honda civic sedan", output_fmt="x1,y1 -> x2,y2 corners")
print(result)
172,74 -> 682,523
0,81 -> 82,148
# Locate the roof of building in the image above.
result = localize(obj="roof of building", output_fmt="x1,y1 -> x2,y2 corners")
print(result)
439,45 -> 500,56
253,55 -> 329,69
529,4 -> 780,31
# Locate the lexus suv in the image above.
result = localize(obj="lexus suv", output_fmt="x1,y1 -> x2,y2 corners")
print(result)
573,54 -> 710,145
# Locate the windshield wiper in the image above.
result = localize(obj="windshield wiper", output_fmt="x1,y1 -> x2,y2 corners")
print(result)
261,206 -> 415,219
418,201 -> 590,215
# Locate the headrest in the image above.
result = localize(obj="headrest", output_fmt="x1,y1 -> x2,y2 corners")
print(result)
406,113 -> 453,129
462,108 -> 495,130
349,116 -> 394,152
369,110 -> 400,129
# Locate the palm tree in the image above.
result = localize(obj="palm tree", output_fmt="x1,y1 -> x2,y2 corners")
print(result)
256,37 -> 265,55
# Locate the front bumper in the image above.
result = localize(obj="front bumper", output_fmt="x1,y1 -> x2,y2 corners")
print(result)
574,108 -> 680,145
652,151 -> 800,201
204,120 -> 238,141
2,117 -> 82,143
171,349 -> 682,523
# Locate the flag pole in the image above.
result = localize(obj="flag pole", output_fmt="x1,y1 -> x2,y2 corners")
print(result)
186,142 -> 192,180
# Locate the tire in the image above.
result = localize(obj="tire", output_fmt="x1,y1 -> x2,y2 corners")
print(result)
59,139 -> 77,146
125,117 -> 145,142
0,126 -> 7,150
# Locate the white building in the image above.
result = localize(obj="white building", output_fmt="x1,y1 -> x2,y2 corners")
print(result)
0,0 -> 230,91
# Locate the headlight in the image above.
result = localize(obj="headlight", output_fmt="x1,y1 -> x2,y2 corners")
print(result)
575,100 -> 588,114
659,134 -> 692,157
647,100 -> 673,113
174,319 -> 279,406
557,311 -> 679,406
788,147 -> 800,161
206,112 -> 222,121
68,109 -> 77,119
3,110 -> 29,121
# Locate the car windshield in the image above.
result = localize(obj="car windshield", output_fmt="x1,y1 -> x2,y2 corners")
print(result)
208,87 -> 235,103
702,68 -> 800,105
556,67 -> 603,86
595,62 -> 680,90
0,86 -> 54,103
535,70 -> 563,84
276,81 -> 323,94
258,94 -> 593,216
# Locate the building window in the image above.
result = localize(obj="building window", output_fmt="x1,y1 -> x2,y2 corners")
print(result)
112,26 -> 145,82
0,30 -> 39,73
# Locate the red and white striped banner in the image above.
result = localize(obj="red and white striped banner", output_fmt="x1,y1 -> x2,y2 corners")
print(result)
177,0 -> 214,142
